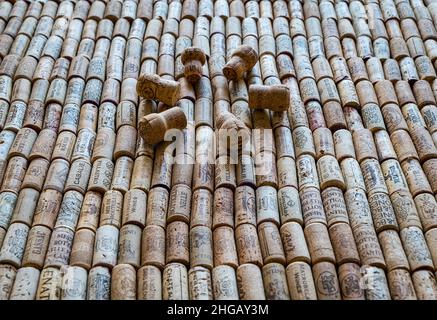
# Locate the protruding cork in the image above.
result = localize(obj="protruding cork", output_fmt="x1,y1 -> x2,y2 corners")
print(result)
138,107 -> 187,145
181,47 -> 206,83
223,44 -> 258,81
248,84 -> 290,112
136,73 -> 181,106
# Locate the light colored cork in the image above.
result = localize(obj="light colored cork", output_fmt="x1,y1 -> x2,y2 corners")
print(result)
9,267 -> 40,300
137,265 -> 162,300
338,263 -> 365,300
22,225 -> 51,269
163,262 -> 189,300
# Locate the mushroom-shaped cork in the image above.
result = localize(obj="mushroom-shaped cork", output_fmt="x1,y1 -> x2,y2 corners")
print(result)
136,73 -> 181,106
181,47 -> 207,83
248,84 -> 290,112
138,107 -> 187,145
223,45 -> 258,81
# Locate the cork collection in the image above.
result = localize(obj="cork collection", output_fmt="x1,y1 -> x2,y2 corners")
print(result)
0,0 -> 437,301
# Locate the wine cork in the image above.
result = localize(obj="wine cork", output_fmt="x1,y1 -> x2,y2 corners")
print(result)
32,189 -> 62,229
328,222 -> 360,265
42,159 -> 70,193
333,129 -> 355,161
70,228 -> 95,270
317,155 -> 346,191
413,80 -> 436,108
190,189 -> 212,228
360,158 -> 389,196
296,155 -> 319,190
167,184 -> 191,224
387,269 -> 417,300
60,266 -> 87,301
76,191 -> 102,232
285,261 -> 317,300
304,222 -> 336,264
280,221 -> 311,264
121,189 -> 147,228
368,192 -> 399,232
401,159 -> 432,197
0,264 -> 16,300
254,185 -> 279,225
91,128 -> 115,162
313,128 -> 334,160
28,129 -> 57,162
412,270 -> 437,300
44,227 -> 74,268
235,223 -> 263,267
410,127 -> 437,162
141,225 -> 165,269
344,106 -> 364,134
321,187 -> 349,227
137,265 -> 161,300
110,156 -> 133,194
189,226 -> 213,269
130,156 -> 153,193
85,266 -> 110,301
344,187 -> 374,229
0,222 -> 29,268
0,191 -> 17,230
381,159 -> 409,195
4,100 -> 26,132
353,129 -> 378,163
212,226 -> 238,268
212,187 -> 234,229
377,229 -> 410,272
35,267 -> 61,300
88,158 -> 114,194
276,157 -> 297,190
353,225 -> 386,268
146,187 -> 169,229
22,225 -> 51,269
113,125 -> 136,159
257,221 -> 285,265
338,263 -> 365,300
260,263 -> 290,300
312,262 -> 341,300
236,263 -> 265,300
299,187 -> 327,226
9,267 -> 40,300
100,190 -> 123,228
1,156 -> 27,194
389,189 -> 422,230
64,159 -> 91,195
390,130 -> 418,162
188,266 -> 212,300
163,263 -> 189,300
361,103 -> 386,133
401,225 -> 434,272
92,225 -> 119,269
118,224 -> 142,268
166,221 -> 189,266
111,264 -> 136,300
9,127 -> 37,160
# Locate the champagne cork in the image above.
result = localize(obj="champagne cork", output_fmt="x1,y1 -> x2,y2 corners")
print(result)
353,225 -> 386,268
212,265 -> 239,300
213,187 -> 234,229
381,159 -> 409,195
91,128 -> 116,162
141,225 -> 165,269
296,155 -> 319,190
235,223 -> 263,267
181,47 -> 206,84
368,192 -> 399,232
212,226 -> 238,268
0,191 -> 17,229
22,225 -> 51,269
163,263 -> 189,300
361,159 -> 389,196
118,224 -> 142,268
261,263 -> 290,300
146,187 -> 169,229
111,264 -> 136,300
248,85 -> 290,112
387,269 -> 417,300
92,225 -> 119,269
87,266 -> 110,300
9,127 -> 37,160
0,264 -> 16,300
312,262 -> 341,300
280,222 -> 311,264
0,222 -> 28,267
88,158 -> 114,194
122,189 -> 147,228
60,266 -> 87,301
70,228 -> 95,270
338,263 -> 365,300
9,267 -> 40,300
136,74 -> 180,107
22,158 -> 50,191
130,156 -> 153,193
321,187 -> 350,227
299,187 -> 327,226
35,267 -> 61,300
137,265 -> 162,300
378,229 -> 410,272
166,221 -> 189,266
43,159 -> 70,193
190,189 -> 213,228
317,155 -> 346,191
285,261 -> 317,300
44,227 -> 75,268
223,44 -> 258,81
237,263 -> 265,300
1,156 -> 27,194
412,270 -> 437,300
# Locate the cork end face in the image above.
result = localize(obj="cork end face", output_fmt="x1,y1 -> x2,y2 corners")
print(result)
223,65 -> 238,81
234,44 -> 259,67
136,74 -> 158,99
138,114 -> 166,145
181,47 -> 206,65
